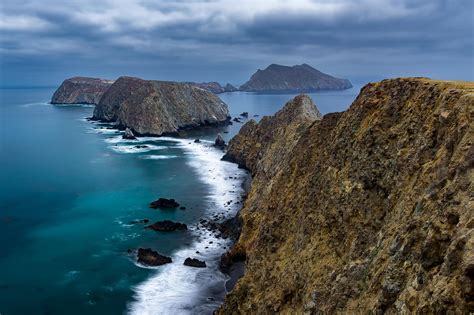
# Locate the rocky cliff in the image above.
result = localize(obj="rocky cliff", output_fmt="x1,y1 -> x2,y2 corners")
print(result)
240,64 -> 352,92
51,77 -> 114,104
92,76 -> 230,136
187,82 -> 238,94
220,78 -> 474,314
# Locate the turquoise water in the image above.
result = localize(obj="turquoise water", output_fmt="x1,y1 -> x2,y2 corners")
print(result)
0,86 -> 361,314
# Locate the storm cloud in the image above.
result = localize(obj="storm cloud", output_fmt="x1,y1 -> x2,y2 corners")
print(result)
0,0 -> 472,86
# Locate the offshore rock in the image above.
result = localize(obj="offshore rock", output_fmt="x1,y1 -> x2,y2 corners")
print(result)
92,77 -> 230,136
218,78 -> 474,314
214,133 -> 226,149
137,248 -> 172,266
149,198 -> 180,209
183,258 -> 207,268
240,63 -> 352,92
145,220 -> 187,232
122,128 -> 136,140
51,77 -> 114,104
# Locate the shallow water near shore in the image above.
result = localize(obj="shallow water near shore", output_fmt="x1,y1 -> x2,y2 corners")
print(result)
0,86 -> 361,314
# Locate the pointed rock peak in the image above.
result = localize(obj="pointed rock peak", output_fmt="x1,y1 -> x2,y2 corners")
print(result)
275,94 -> 322,124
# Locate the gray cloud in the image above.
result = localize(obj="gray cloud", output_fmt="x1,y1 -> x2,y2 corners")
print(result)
0,0 -> 472,86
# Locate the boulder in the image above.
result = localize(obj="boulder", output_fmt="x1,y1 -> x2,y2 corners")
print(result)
184,257 -> 207,268
149,198 -> 180,209
145,220 -> 187,232
123,128 -> 136,140
137,248 -> 172,266
214,133 -> 226,149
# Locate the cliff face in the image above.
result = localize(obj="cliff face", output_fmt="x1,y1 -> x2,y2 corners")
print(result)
51,77 -> 114,104
92,77 -> 230,136
220,78 -> 474,314
240,64 -> 352,92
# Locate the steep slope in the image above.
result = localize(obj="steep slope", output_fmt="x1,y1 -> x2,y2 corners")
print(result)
240,64 -> 352,92
92,76 -> 230,136
51,77 -> 114,104
220,78 -> 474,314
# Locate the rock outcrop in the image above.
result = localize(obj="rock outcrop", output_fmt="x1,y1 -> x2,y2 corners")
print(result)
145,220 -> 187,232
51,77 -> 114,104
92,77 -> 230,136
240,63 -> 352,92
149,198 -> 180,209
137,248 -> 172,266
184,257 -> 207,268
219,78 -> 474,314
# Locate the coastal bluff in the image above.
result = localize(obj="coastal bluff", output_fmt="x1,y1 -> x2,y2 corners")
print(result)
92,76 -> 230,136
219,78 -> 474,313
51,77 -> 114,104
239,63 -> 352,92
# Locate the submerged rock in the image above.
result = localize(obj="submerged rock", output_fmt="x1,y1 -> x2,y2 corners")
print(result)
183,257 -> 207,268
149,198 -> 180,209
239,112 -> 249,118
122,128 -> 136,140
137,248 -> 172,266
145,220 -> 187,232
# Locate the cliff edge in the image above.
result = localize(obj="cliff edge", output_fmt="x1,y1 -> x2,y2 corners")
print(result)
220,78 -> 474,313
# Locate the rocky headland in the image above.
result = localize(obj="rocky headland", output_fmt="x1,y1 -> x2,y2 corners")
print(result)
239,63 -> 352,92
219,78 -> 474,313
51,77 -> 114,104
92,76 -> 231,136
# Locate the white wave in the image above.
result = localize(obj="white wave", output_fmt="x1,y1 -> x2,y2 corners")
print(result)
128,137 -> 247,315
109,144 -> 168,154
140,155 -> 177,160
104,135 -> 160,144
20,101 -> 50,107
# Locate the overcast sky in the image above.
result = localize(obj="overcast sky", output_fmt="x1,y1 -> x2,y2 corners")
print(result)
0,0 -> 473,87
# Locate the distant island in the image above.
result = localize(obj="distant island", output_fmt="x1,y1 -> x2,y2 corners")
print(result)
187,82 -> 238,94
51,77 -> 114,104
239,63 -> 352,92
92,76 -> 230,136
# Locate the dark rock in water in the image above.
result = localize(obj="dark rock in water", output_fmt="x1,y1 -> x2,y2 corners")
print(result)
194,139 -> 201,143
223,131 -> 229,134
184,257 -> 207,268
137,248 -> 172,266
123,128 -> 136,140
240,112 -> 249,118
135,145 -> 149,149
129,219 -> 149,224
149,198 -> 180,209
179,206 -> 186,210
92,77 -> 230,135
145,220 -> 187,232
214,133 -> 226,149
232,117 -> 242,123
51,77 -> 114,105
239,63 -> 352,92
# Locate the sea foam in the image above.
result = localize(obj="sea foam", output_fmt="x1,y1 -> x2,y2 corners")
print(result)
128,138 -> 247,315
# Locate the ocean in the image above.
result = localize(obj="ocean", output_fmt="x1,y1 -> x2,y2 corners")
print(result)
0,85 -> 362,314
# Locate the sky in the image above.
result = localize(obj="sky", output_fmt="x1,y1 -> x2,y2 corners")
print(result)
0,0 -> 473,87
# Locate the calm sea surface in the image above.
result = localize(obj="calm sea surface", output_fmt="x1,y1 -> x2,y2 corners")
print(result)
0,85 -> 362,314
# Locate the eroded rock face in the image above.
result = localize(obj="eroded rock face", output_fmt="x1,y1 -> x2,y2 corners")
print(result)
51,77 -> 114,104
93,77 -> 230,136
219,78 -> 474,314
239,63 -> 352,92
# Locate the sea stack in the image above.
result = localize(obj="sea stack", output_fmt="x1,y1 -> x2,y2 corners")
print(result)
92,77 -> 230,136
239,63 -> 352,92
219,78 -> 474,314
51,77 -> 114,104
